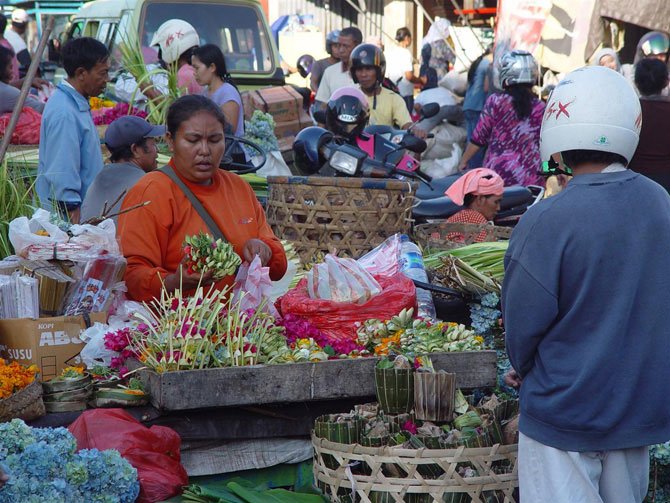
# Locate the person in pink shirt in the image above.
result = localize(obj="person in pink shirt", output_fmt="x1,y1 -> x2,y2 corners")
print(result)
0,15 -> 19,82
142,19 -> 203,99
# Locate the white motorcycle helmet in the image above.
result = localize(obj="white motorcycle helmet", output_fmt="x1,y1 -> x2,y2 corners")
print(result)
540,66 -> 641,165
150,19 -> 200,65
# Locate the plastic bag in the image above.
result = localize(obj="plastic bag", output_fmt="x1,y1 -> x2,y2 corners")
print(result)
0,107 -> 41,144
69,409 -> 188,503
278,273 -> 416,343
423,123 -> 467,160
421,147 -> 463,179
254,150 -> 292,177
69,218 -> 120,255
439,69 -> 468,95
232,255 -> 279,317
8,208 -> 69,257
80,322 -> 117,367
357,234 -> 402,277
307,254 -> 381,304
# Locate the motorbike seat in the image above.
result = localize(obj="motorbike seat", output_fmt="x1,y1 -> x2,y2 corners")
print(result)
416,174 -> 461,200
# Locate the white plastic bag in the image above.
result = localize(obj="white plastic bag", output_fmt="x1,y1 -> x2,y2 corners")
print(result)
69,218 -> 120,256
8,208 -> 69,257
307,254 -> 382,304
423,123 -> 467,160
254,150 -> 292,177
80,322 -> 116,367
439,69 -> 468,96
357,234 -> 402,277
421,145 -> 463,179
232,255 -> 279,317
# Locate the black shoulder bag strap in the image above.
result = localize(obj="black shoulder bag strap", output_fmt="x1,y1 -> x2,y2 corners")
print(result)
157,165 -> 227,242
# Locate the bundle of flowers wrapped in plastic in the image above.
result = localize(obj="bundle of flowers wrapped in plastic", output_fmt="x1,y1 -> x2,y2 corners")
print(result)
0,419 -> 139,502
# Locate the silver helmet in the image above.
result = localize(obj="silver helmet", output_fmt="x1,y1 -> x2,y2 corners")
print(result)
499,50 -> 539,87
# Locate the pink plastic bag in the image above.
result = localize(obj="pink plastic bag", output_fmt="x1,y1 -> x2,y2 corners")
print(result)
307,254 -> 382,305
0,107 -> 41,144
232,255 -> 279,317
357,234 -> 402,277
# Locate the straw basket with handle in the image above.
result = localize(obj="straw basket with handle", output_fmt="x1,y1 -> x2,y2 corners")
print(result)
0,379 -> 46,422
266,176 -> 416,263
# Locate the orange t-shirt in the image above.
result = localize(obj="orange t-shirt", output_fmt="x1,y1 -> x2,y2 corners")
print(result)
118,164 -> 287,302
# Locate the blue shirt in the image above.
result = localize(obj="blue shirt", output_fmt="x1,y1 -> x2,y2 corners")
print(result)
503,169 -> 670,452
463,58 -> 490,112
37,82 -> 103,210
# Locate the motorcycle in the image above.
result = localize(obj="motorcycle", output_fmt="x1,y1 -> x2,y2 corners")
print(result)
297,105 -> 544,226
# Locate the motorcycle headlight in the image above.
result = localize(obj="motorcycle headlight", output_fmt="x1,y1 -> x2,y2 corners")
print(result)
329,145 -> 367,175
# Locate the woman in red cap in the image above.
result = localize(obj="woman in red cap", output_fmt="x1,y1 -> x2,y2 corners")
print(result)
445,168 -> 504,242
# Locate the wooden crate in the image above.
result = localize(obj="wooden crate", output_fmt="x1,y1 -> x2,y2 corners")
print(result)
136,351 -> 497,412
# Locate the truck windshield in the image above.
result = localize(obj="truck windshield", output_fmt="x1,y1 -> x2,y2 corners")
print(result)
140,1 -> 275,75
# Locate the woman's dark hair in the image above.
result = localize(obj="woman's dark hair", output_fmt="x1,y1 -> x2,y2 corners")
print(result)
467,46 -> 492,85
191,44 -> 237,88
109,137 -> 149,163
561,149 -> 629,169
635,58 -> 669,96
506,84 -> 534,120
61,37 -> 108,77
395,27 -> 411,43
166,94 -> 227,137
463,193 -> 475,207
0,45 -> 13,83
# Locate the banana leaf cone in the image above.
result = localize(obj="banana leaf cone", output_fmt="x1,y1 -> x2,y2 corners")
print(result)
375,368 -> 414,414
493,399 -> 520,423
42,373 -> 92,394
314,414 -> 363,471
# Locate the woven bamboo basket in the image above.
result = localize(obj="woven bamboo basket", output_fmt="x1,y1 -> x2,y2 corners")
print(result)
0,379 -> 46,423
414,223 -> 512,252
312,434 -> 518,503
266,176 -> 416,262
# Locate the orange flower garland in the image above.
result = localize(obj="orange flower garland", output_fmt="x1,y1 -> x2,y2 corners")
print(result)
0,359 -> 39,399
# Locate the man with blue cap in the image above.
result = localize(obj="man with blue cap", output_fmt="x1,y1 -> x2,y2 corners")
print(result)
80,115 -> 165,224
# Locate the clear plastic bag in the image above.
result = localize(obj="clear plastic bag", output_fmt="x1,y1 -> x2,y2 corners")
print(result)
8,209 -> 69,257
357,234 -> 402,278
307,254 -> 382,305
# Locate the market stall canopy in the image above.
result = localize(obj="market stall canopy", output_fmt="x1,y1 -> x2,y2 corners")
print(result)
536,0 -> 670,74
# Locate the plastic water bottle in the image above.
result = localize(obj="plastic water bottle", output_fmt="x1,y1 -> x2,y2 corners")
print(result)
399,235 -> 437,321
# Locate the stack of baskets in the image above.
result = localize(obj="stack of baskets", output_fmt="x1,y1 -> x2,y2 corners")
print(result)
266,176 -> 416,262
42,373 -> 93,413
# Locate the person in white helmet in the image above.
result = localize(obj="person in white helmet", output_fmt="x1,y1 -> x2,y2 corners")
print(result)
5,9 -> 31,71
502,65 -> 670,502
144,19 -> 202,98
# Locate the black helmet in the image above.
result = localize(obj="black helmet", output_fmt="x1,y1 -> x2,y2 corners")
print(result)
294,126 -> 334,173
326,30 -> 341,56
297,54 -> 315,78
325,87 -> 370,140
349,43 -> 386,84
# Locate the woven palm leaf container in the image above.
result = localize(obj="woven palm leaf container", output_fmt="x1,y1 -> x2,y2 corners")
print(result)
414,371 -> 457,422
0,379 -> 46,422
414,222 -> 512,252
266,176 -> 416,262
312,434 -> 519,503
375,368 -> 414,414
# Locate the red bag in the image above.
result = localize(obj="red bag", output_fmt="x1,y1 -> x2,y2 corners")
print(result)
68,409 -> 188,503
0,107 -> 41,144
277,273 -> 416,343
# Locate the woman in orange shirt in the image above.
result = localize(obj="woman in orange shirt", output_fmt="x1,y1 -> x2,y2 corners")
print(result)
118,95 -> 287,302
444,168 -> 504,242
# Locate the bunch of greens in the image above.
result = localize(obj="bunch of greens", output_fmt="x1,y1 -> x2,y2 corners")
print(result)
0,158 -> 37,258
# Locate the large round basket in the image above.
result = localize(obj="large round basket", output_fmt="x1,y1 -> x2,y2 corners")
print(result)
414,222 -> 512,252
312,434 -> 518,503
266,176 -> 416,262
0,379 -> 46,423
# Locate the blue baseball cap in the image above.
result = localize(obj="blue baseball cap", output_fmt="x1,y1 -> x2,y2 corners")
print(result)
104,116 -> 166,149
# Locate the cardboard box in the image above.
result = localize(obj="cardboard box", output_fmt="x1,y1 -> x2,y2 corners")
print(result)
274,118 -> 303,139
0,313 -> 106,381
243,85 -> 303,123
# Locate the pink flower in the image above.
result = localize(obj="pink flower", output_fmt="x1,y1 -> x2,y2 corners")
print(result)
110,356 -> 125,369
119,367 -> 129,378
402,421 -> 418,435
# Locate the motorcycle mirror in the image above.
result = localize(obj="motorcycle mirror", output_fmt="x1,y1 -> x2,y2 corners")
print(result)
420,102 -> 440,119
313,110 -> 327,124
400,135 -> 427,154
